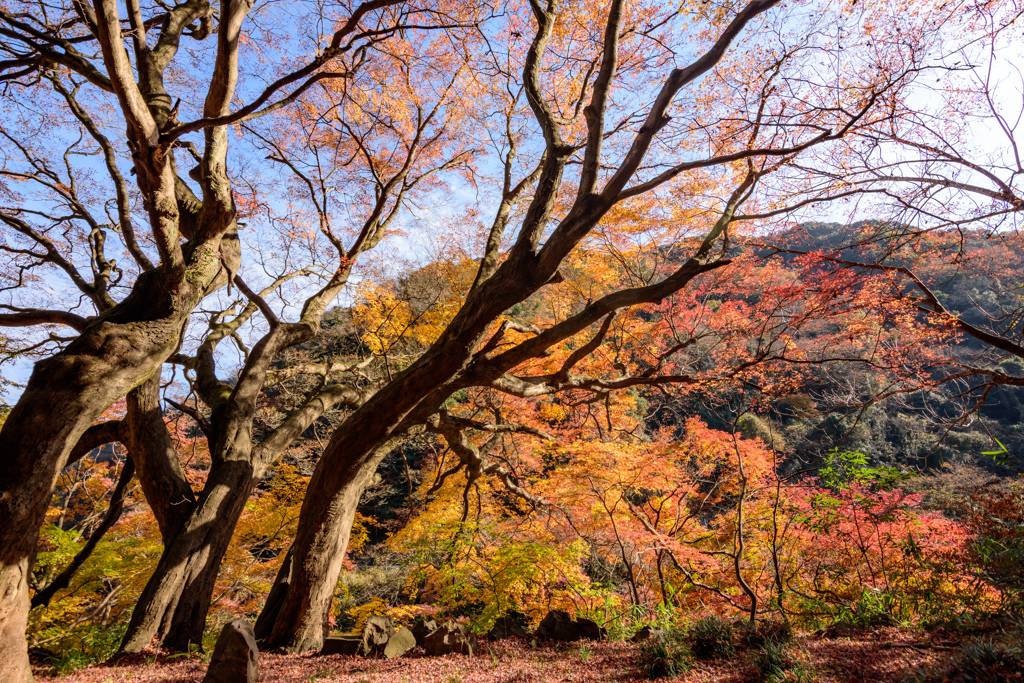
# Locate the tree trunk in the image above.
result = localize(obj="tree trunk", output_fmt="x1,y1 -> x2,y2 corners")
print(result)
122,319 -> 334,652
260,470 -> 369,651
258,340 -> 471,651
119,459 -> 260,653
0,294 -> 190,682
0,230 -> 231,679
124,378 -> 197,544
0,572 -> 31,683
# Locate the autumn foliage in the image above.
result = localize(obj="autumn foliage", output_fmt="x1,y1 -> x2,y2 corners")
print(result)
1,0 -> 1023,681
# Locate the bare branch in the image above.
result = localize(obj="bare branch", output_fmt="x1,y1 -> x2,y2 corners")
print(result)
0,308 -> 88,332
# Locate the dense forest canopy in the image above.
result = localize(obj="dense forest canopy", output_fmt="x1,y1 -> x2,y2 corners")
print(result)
0,0 -> 1022,681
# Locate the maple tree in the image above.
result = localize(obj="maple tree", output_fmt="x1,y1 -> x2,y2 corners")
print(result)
248,0 -> 1012,651
382,250 -> 967,629
112,24 -> 479,654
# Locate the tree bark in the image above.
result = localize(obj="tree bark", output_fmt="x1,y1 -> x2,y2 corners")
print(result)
0,572 -> 30,683
118,458 -> 261,653
124,378 -> 198,543
261,463 -> 373,651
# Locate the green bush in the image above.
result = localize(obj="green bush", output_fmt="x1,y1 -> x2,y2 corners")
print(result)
687,616 -> 735,660
636,630 -> 693,680
29,620 -> 130,675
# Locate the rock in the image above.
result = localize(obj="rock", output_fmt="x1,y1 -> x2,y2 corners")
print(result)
362,615 -> 396,655
488,614 -> 530,640
865,613 -> 898,628
575,617 -> 607,641
816,620 -> 860,639
630,626 -> 652,643
411,618 -> 439,646
320,635 -> 364,656
423,620 -> 473,656
535,610 -> 583,642
384,627 -> 417,659
630,626 -> 667,643
203,619 -> 258,683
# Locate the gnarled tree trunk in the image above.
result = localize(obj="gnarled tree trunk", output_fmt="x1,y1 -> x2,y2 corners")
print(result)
119,458 -> 261,652
120,317 -> 357,652
258,259 -> 541,650
0,283 -> 206,682
124,378 -> 198,544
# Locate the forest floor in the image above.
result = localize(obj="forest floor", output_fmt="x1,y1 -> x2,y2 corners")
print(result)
33,627 -> 966,683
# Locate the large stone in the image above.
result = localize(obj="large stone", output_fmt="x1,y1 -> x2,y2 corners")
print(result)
410,618 -> 439,646
575,617 -> 607,641
203,619 -> 258,683
423,620 -> 473,656
488,614 -> 530,640
816,620 -> 860,639
320,635 -> 364,656
630,626 -> 667,643
865,613 -> 898,628
535,610 -> 584,642
384,627 -> 417,659
361,615 -> 396,656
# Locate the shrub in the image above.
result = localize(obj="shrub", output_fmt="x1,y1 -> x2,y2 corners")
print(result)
28,620 -> 130,675
739,620 -> 793,649
848,588 -> 899,626
688,616 -> 735,660
958,482 -> 1024,612
636,630 -> 693,680
906,634 -> 1024,683
747,638 -> 793,681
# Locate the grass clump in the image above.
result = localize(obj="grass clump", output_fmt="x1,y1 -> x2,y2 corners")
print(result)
687,615 -> 735,660
749,638 -> 791,678
739,620 -> 793,649
906,634 -> 1024,683
636,630 -> 693,680
745,637 -> 814,682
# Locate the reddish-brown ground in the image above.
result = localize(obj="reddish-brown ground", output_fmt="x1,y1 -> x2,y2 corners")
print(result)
34,630 -> 953,683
